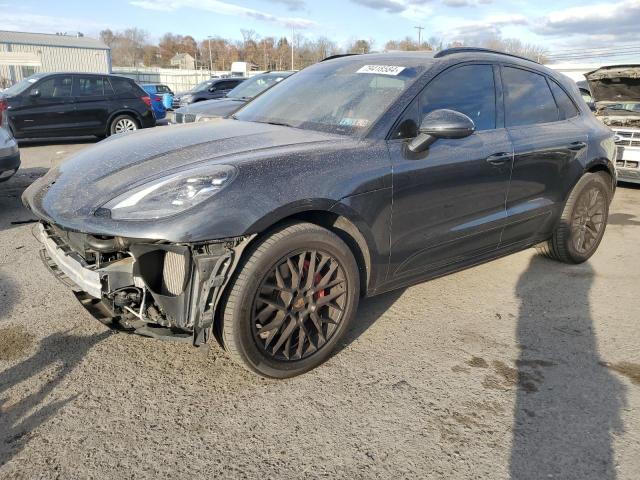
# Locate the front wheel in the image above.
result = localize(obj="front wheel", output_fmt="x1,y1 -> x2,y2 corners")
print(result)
219,222 -> 360,378
536,172 -> 612,263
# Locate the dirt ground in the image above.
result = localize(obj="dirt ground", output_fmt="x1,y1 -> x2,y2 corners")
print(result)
0,137 -> 639,479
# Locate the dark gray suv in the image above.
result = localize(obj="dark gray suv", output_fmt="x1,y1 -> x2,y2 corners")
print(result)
23,49 -> 616,378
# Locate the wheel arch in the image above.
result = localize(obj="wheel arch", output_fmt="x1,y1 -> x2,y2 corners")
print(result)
106,110 -> 143,134
245,207 -> 373,296
211,206 -> 374,349
585,158 -> 616,194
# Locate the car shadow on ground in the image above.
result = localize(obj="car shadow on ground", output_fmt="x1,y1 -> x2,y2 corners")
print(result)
0,328 -> 111,467
509,256 -> 626,479
608,212 -> 640,226
617,181 -> 640,190
0,273 -> 17,322
338,289 -> 405,353
0,167 -> 48,233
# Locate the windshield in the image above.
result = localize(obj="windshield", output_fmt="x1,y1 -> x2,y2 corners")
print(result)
3,75 -> 43,96
191,80 -> 214,92
604,102 -> 640,113
228,73 -> 291,100
234,60 -> 425,136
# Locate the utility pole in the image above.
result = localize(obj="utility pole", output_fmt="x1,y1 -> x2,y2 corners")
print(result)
290,25 -> 295,70
414,26 -> 424,48
207,36 -> 213,74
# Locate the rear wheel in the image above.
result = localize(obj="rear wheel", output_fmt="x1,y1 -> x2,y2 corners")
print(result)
220,222 -> 360,378
536,172 -> 611,263
109,115 -> 139,135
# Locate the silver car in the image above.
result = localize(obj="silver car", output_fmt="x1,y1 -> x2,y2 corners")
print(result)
0,123 -> 20,183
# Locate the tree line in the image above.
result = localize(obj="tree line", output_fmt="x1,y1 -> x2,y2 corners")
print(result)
99,28 -> 548,71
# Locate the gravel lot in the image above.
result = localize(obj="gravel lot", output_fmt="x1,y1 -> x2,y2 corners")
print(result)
1,137 -> 639,479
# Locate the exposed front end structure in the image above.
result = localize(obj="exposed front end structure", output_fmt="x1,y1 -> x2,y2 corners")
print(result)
38,222 -> 253,344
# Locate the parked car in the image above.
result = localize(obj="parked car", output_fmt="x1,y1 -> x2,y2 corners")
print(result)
586,65 -> 640,184
0,73 -> 155,139
576,80 -> 592,103
23,49 -> 616,378
0,124 -> 19,182
172,78 -> 245,108
173,71 -> 295,123
140,85 -> 166,120
141,83 -> 174,110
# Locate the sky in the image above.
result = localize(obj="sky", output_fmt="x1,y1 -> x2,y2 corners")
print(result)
1,0 -> 639,63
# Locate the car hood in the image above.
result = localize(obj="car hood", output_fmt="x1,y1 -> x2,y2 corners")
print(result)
23,119 -> 346,226
176,98 -> 245,117
586,65 -> 640,103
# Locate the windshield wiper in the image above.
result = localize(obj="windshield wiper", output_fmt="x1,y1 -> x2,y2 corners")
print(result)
261,121 -> 294,128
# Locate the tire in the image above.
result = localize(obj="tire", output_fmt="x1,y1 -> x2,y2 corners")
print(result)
536,172 -> 611,264
220,222 -> 360,378
109,114 -> 139,136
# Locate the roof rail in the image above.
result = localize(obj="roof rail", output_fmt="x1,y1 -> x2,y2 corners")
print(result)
434,47 -> 540,64
321,53 -> 360,62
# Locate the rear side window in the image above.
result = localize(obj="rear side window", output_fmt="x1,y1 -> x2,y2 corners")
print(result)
35,76 -> 73,98
420,64 -> 497,131
549,80 -> 579,119
503,67 -> 559,127
74,76 -> 105,96
156,85 -> 171,94
109,77 -> 140,96
215,80 -> 238,90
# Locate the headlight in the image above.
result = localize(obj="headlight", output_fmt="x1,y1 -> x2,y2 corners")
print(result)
196,114 -> 219,122
181,95 -> 193,103
100,164 -> 237,220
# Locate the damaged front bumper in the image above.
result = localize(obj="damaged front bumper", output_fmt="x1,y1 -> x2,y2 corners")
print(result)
38,222 -> 254,345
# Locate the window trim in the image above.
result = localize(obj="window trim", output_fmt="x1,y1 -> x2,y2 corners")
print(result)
547,77 -> 581,121
72,74 -> 106,97
30,74 -> 74,99
386,61 -> 500,141
499,63 -> 580,129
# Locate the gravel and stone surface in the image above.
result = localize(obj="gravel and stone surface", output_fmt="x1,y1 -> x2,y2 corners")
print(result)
1,138 -> 639,479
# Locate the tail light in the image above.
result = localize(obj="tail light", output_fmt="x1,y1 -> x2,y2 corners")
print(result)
0,100 -> 7,127
153,95 -> 162,103
141,96 -> 151,108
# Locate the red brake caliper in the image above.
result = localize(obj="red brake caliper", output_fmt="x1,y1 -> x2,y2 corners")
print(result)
304,260 -> 325,300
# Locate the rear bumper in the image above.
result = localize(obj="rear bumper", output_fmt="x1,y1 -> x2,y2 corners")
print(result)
140,111 -> 157,129
0,150 -> 20,182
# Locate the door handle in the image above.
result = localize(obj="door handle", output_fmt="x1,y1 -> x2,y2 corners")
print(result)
486,152 -> 512,165
568,141 -> 587,151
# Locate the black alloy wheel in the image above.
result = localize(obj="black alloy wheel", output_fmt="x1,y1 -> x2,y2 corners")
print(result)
570,185 -> 606,254
220,222 -> 360,378
252,249 -> 348,361
536,172 -> 611,263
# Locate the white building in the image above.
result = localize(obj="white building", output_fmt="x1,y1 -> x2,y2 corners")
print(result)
0,30 -> 111,88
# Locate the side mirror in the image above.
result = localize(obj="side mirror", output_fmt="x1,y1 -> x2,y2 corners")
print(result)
587,101 -> 596,112
29,89 -> 41,98
208,87 -> 217,93
408,109 -> 476,153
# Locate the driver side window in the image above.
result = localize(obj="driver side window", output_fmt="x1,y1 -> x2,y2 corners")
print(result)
34,76 -> 72,99
392,64 -> 497,139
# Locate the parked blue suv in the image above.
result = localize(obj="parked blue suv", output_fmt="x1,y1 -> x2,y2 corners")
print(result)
141,84 -> 168,120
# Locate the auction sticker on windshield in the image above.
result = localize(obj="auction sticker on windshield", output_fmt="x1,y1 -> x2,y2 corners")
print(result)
357,65 -> 406,76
